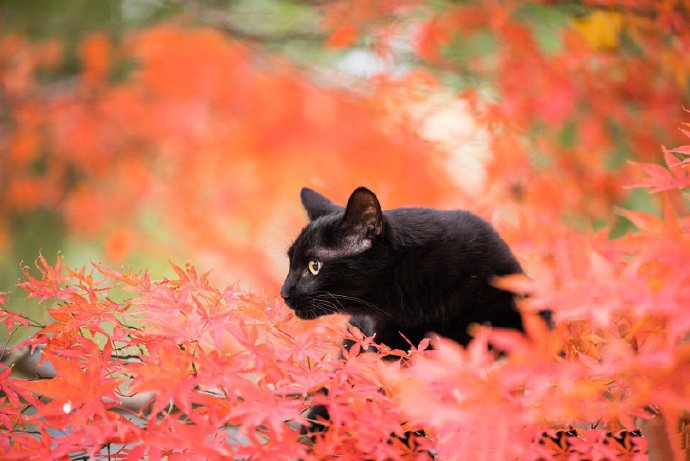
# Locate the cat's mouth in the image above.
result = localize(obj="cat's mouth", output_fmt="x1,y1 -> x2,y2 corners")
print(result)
292,307 -> 322,320
284,296 -> 341,320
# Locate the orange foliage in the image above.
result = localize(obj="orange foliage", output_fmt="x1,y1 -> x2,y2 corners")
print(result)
2,0 -> 690,458
3,1 -> 689,288
322,0 -> 689,224
1,25 -> 456,289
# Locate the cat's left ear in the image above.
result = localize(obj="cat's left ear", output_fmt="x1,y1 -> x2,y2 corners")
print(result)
340,187 -> 383,239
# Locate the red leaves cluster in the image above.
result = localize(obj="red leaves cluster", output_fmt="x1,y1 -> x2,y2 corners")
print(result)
2,125 -> 690,457
1,257 -> 435,459
389,139 -> 690,459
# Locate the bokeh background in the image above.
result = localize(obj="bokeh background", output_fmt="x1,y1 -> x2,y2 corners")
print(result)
1,0 -> 688,339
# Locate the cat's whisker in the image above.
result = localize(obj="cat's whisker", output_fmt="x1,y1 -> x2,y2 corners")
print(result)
314,293 -> 350,316
311,298 -> 330,314
310,297 -> 339,316
317,299 -> 338,315
314,291 -> 392,320
310,299 -> 324,317
328,293 -> 379,310
310,299 -> 323,317
313,292 -> 345,311
316,298 -> 339,313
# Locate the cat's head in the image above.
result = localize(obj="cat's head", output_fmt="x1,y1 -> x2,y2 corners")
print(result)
281,187 -> 389,319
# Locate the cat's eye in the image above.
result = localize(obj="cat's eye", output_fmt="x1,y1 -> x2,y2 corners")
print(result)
308,259 -> 321,275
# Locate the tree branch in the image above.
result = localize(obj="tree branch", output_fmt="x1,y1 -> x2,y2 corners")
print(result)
169,0 -> 327,44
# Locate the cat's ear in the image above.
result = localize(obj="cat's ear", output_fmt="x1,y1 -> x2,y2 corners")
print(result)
340,187 -> 383,239
300,187 -> 340,221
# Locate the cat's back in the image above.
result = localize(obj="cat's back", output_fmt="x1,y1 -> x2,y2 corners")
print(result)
385,206 -> 521,275
385,206 -> 499,246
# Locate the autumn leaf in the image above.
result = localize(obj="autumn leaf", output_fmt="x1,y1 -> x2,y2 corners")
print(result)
572,10 -> 623,50
18,254 -> 73,303
0,309 -> 30,331
629,146 -> 690,192
80,33 -> 111,86
127,342 -> 198,418
327,23 -> 358,48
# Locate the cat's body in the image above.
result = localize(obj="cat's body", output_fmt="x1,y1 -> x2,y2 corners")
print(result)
281,187 -> 525,349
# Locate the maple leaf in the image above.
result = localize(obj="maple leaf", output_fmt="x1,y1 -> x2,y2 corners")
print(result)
3,431 -> 78,461
629,146 -> 690,192
127,341 -> 198,418
0,364 -> 40,416
327,23 -> 358,49
616,194 -> 681,237
572,10 -> 623,50
24,340 -> 120,423
0,309 -> 31,331
228,390 -> 303,438
17,254 -> 75,303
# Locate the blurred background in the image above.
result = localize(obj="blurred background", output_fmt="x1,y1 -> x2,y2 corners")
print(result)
1,0 -> 688,339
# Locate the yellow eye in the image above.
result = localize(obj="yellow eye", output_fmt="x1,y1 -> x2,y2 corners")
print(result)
308,259 -> 321,275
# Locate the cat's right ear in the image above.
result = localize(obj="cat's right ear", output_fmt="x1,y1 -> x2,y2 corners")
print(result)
340,187 -> 383,239
300,187 -> 340,221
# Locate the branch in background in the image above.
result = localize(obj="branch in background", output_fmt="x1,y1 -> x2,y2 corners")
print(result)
169,0 -> 327,44
1,345 -> 56,379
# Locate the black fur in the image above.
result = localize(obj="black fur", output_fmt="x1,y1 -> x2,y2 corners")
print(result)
281,186 -> 524,349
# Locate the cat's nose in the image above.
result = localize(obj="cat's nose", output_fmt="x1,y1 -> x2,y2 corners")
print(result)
281,292 -> 296,307
280,283 -> 292,301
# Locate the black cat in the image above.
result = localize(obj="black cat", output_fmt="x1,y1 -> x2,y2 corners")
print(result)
281,186 -> 525,350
